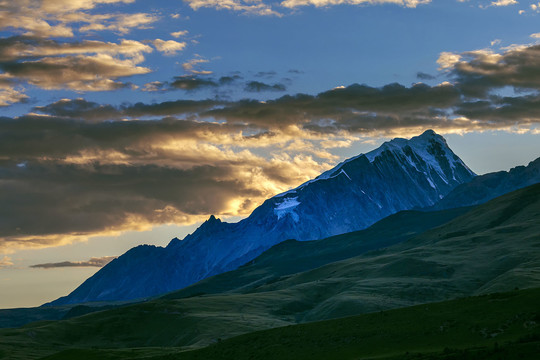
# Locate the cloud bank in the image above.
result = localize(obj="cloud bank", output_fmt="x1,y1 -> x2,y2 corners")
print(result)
30,256 -> 117,269
0,2 -> 187,99
2,35 -> 540,254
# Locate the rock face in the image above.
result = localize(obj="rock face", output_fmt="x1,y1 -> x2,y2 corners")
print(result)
51,130 -> 475,305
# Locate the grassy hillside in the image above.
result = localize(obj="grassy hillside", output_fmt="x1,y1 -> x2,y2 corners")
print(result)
0,306 -> 70,329
42,287 -> 540,360
1,183 -> 539,359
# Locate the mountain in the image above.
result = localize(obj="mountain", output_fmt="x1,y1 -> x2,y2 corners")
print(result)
4,184 -> 540,360
51,130 -> 475,305
432,156 -> 540,210
161,206 -> 471,300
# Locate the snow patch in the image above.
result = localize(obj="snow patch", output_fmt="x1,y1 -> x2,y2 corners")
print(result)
274,197 -> 301,222
339,169 -> 352,181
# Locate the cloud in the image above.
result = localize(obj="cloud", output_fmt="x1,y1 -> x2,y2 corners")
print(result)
489,0 -> 517,6
33,98 -> 121,122
4,39 -> 540,253
1,54 -> 150,91
142,81 -> 167,92
206,82 -> 461,130
437,51 -> 462,70
171,30 -> 189,38
0,112 -> 340,252
0,77 -> 28,106
456,94 -> 540,125
0,1 -> 157,38
439,44 -> 540,97
219,75 -> 243,85
416,72 -> 436,80
182,57 -> 212,75
0,87 -> 28,106
280,0 -> 431,9
77,13 -> 159,34
254,71 -> 277,78
34,97 -> 223,121
0,37 -> 153,91
152,39 -> 187,56
0,37 -> 152,61
245,81 -> 286,92
183,0 -> 433,15
30,256 -> 117,269
0,256 -> 13,268
184,0 -> 282,16
122,99 -> 222,117
170,76 -> 219,90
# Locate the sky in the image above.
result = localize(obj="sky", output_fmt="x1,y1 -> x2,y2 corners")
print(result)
1,0 -> 540,309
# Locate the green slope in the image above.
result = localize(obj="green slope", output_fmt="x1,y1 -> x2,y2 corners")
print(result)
41,287 -> 540,360
1,183 -> 539,359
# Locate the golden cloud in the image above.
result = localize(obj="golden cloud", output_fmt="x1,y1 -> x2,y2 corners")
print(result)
0,0 -> 155,37
153,39 -> 187,56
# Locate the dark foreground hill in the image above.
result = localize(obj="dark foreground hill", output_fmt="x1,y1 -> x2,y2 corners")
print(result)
42,286 -> 540,360
1,183 -> 539,359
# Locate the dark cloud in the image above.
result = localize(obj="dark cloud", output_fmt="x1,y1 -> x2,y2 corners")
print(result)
208,82 -> 461,129
30,256 -> 116,269
27,79 -> 539,139
0,114 -> 241,160
170,76 -> 219,91
316,82 -> 460,112
34,98 -> 222,121
123,99 -> 222,117
0,158 -> 266,246
417,72 -> 436,80
447,45 -> 540,97
0,114 -> 328,250
34,99 -> 120,122
456,94 -> 540,124
219,75 -> 242,85
287,69 -> 303,74
245,81 -> 287,92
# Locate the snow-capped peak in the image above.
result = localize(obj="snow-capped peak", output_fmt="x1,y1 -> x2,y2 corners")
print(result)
365,129 -> 444,162
365,129 -> 475,184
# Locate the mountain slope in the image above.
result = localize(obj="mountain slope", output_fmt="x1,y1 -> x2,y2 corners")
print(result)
52,130 -> 475,305
161,206 -> 471,300
433,156 -> 540,210
4,184 -> 540,360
